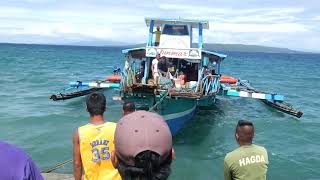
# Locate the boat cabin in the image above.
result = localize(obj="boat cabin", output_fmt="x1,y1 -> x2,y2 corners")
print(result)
121,18 -> 226,98
157,24 -> 191,48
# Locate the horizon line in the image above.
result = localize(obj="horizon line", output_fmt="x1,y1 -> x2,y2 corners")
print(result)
0,41 -> 318,54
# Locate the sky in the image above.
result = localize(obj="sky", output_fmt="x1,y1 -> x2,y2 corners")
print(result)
0,0 -> 319,52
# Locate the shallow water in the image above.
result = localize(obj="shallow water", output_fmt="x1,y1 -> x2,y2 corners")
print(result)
0,43 -> 319,179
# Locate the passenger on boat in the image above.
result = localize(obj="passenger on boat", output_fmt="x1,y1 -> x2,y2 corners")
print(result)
73,92 -> 121,180
224,120 -> 269,180
112,111 -> 174,180
154,26 -> 161,46
202,65 -> 210,76
0,141 -> 44,180
167,58 -> 176,77
158,56 -> 175,87
185,62 -> 198,81
158,56 -> 168,77
123,101 -> 135,116
151,54 -> 160,85
178,71 -> 186,85
212,68 -> 217,75
135,61 -> 145,83
113,65 -> 121,75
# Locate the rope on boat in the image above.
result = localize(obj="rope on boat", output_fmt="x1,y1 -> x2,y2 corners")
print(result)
148,90 -> 170,112
41,159 -> 72,173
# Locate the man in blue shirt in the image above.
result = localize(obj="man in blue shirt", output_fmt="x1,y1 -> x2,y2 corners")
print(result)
0,141 -> 43,180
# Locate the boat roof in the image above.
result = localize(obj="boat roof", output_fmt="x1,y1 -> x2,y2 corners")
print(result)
122,47 -> 146,58
145,17 -> 209,29
202,50 -> 227,59
122,47 -> 226,60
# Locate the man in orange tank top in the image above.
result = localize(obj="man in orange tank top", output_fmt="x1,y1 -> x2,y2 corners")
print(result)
73,92 -> 121,180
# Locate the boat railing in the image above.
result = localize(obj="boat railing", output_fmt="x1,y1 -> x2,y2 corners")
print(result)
198,74 -> 220,96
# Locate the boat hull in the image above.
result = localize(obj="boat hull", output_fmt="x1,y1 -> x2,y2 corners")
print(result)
163,103 -> 196,136
123,94 -> 197,136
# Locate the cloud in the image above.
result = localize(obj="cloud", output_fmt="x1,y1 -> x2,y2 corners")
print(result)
0,0 -> 319,52
158,5 -> 305,16
311,16 -> 320,21
0,6 -> 30,17
213,22 -> 309,33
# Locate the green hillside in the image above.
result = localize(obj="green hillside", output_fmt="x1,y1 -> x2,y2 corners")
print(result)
124,43 -> 304,54
202,43 -> 300,53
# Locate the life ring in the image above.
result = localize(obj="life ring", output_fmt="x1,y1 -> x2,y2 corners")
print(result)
220,75 -> 238,84
106,75 -> 121,82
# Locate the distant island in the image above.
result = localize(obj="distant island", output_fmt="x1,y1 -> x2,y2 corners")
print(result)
123,43 -> 305,54
200,43 -> 302,54
0,42 -> 312,54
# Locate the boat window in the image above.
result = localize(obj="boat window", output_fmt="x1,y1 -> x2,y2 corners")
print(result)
162,25 -> 189,36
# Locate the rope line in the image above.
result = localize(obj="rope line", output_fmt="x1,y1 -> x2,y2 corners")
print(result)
41,159 -> 72,173
148,90 -> 170,112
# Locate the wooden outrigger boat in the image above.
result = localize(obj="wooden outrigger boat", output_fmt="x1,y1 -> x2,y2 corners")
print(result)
119,18 -> 231,135
50,17 -> 303,135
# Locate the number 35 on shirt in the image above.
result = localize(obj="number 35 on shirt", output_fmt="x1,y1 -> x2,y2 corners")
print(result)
90,140 -> 111,162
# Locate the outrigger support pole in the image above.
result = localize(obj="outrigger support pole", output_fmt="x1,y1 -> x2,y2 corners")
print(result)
147,20 -> 154,46
239,81 -> 303,118
222,80 -> 303,118
198,23 -> 203,49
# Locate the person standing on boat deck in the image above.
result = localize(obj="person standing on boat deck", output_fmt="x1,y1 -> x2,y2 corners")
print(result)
167,58 -> 176,78
0,141 -> 44,180
154,26 -> 161,46
158,56 -> 167,77
73,92 -> 121,180
224,120 -> 268,180
111,111 -> 175,180
158,56 -> 175,87
151,53 -> 160,85
122,101 -> 135,116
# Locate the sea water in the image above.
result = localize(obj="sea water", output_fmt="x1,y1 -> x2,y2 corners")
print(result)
0,43 -> 319,179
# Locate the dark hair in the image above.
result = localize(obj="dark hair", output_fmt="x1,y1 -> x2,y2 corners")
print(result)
123,102 -> 135,114
237,120 -> 253,127
86,92 -> 106,116
117,150 -> 172,180
236,120 -> 254,143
